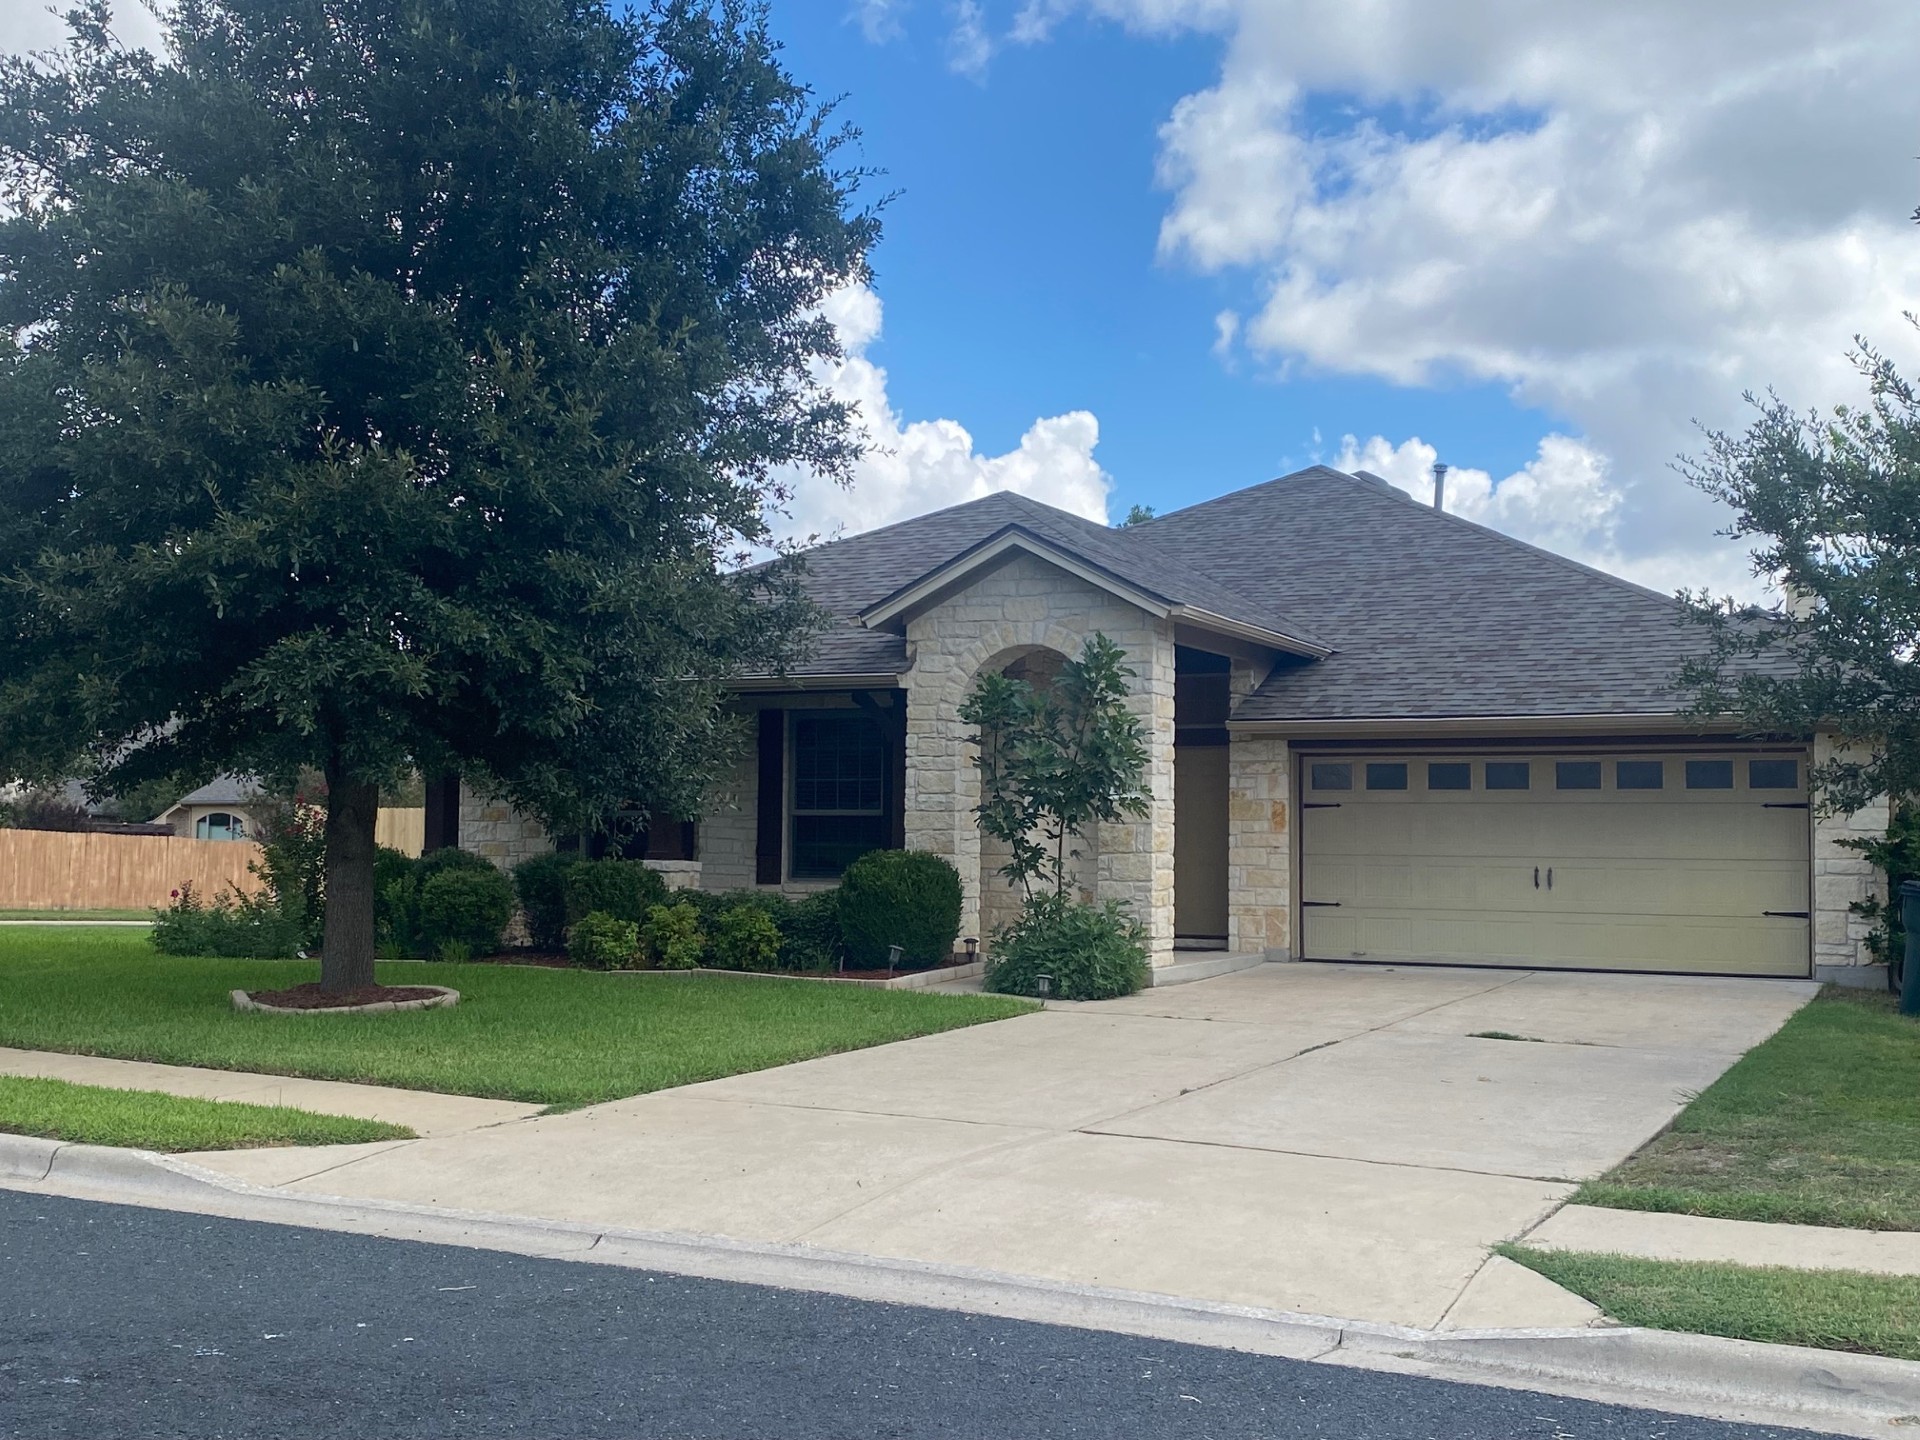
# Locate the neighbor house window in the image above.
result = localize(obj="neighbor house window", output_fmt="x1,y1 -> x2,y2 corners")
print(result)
790,713 -> 888,879
195,812 -> 245,842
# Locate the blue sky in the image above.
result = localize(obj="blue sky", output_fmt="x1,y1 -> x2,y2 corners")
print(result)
764,5 -> 1545,519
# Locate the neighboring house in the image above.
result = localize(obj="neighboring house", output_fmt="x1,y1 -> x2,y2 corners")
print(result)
153,776 -> 260,842
451,466 -> 1887,985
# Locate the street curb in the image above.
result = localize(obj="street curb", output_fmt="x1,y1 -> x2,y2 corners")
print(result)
5,1134 -> 1917,1431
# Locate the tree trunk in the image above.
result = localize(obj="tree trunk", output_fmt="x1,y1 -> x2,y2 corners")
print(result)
319,769 -> 380,993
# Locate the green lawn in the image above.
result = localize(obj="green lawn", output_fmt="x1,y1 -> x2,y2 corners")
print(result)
0,927 -> 1033,1109
1574,987 -> 1920,1231
1502,1246 -> 1920,1362
0,1073 -> 412,1151
0,909 -> 151,922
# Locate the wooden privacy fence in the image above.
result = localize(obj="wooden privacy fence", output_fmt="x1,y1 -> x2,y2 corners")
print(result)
0,829 -> 266,912
374,807 -> 425,857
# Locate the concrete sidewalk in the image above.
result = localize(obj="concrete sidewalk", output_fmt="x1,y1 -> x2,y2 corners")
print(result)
168,963 -> 1814,1332
1527,1203 -> 1920,1276
0,1046 -> 542,1137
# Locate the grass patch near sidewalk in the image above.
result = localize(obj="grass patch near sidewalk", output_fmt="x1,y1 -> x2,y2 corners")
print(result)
1502,1245 -> 1920,1362
0,927 -> 1034,1108
0,1074 -> 412,1152
1574,986 -> 1920,1231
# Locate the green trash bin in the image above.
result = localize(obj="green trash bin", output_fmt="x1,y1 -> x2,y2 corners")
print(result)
1902,880 -> 1920,1017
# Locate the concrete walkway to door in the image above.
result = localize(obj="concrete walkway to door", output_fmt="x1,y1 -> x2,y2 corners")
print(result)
177,964 -> 1816,1331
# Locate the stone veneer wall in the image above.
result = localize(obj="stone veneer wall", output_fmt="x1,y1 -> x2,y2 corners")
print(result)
458,782 -> 553,870
1226,732 -> 1291,958
1812,732 -> 1890,973
900,551 -> 1177,965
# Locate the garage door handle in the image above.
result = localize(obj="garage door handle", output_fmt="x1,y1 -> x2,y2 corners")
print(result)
1546,867 -> 1553,890
1301,900 -> 1342,908
1533,866 -> 1539,889
1763,910 -> 1809,919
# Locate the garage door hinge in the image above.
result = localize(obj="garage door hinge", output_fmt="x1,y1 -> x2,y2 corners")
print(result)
1762,910 -> 1810,919
1302,802 -> 1342,809
1301,900 -> 1342,907
1762,801 -> 1810,809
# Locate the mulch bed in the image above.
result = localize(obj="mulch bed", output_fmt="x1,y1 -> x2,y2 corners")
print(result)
246,982 -> 449,1010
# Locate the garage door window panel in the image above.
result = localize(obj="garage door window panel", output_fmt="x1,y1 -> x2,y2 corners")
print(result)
1485,761 -> 1531,791
1617,760 -> 1665,790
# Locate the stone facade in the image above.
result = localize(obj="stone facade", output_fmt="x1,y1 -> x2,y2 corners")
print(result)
458,781 -> 552,870
1811,732 -> 1891,973
1225,732 -> 1291,958
899,551 -> 1178,965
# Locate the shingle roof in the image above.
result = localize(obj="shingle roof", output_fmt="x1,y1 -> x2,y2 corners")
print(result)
1135,467 -> 1726,721
764,466 -> 1747,722
169,774 -> 259,810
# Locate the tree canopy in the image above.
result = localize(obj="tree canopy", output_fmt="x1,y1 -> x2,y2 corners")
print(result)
0,0 -> 877,985
1677,335 -> 1920,817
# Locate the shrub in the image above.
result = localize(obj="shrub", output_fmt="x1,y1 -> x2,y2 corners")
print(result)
836,849 -> 963,969
710,905 -> 782,972
641,900 -> 705,970
781,889 -> 844,972
151,881 -> 305,959
563,858 -> 669,926
514,851 -> 582,951
568,911 -> 641,970
415,864 -> 515,959
251,791 -> 327,949
984,892 -> 1149,1001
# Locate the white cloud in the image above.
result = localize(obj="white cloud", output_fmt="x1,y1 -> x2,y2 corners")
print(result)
773,284 -> 1112,546
1019,1 -> 1920,596
1,2 -> 164,59
946,0 -> 994,79
848,0 -> 906,45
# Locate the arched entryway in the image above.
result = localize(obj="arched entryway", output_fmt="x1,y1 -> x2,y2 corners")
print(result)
972,644 -> 1084,949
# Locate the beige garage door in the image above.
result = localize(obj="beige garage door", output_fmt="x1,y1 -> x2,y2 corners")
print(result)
1298,750 -> 1811,977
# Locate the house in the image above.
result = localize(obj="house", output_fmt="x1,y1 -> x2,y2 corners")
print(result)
451,466 -> 1887,985
153,775 -> 260,842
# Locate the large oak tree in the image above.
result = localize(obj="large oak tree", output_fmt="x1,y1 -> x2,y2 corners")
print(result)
0,0 -> 874,988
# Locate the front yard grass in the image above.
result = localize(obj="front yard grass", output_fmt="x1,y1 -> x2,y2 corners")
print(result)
1502,1246 -> 1920,1362
0,927 -> 1033,1109
0,908 -> 151,922
0,1073 -> 413,1151
1574,986 -> 1920,1231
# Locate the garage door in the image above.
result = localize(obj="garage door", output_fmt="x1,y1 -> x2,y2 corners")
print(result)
1298,750 -> 1810,977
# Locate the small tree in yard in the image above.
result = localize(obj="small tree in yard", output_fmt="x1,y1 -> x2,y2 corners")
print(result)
960,633 -> 1151,900
962,633 -> 1154,1001
0,1 -> 875,991
1676,334 -> 1920,966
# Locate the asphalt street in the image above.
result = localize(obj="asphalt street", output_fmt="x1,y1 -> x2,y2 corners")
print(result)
0,1189 -> 1842,1440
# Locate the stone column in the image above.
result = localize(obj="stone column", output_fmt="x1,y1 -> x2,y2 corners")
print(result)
1226,732 -> 1291,958
1812,732 -> 1891,974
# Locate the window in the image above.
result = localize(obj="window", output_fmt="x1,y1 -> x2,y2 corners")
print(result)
1750,759 -> 1800,790
1310,762 -> 1352,791
1485,761 -> 1530,791
1365,762 -> 1408,790
194,811 -> 245,842
1685,759 -> 1734,790
1555,761 -> 1602,790
1616,760 -> 1664,790
790,713 -> 888,879
1427,762 -> 1472,791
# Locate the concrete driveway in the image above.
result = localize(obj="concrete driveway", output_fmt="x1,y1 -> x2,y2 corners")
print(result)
185,964 -> 1815,1330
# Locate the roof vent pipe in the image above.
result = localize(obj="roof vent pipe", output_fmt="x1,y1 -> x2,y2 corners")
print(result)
1431,461 -> 1449,512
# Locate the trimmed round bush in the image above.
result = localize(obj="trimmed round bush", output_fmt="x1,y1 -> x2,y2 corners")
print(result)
563,858 -> 669,926
416,864 -> 515,959
513,851 -> 582,951
836,849 -> 962,969
641,900 -> 705,970
710,906 -> 782,971
984,893 -> 1149,1000
781,889 -> 844,972
568,911 -> 640,970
